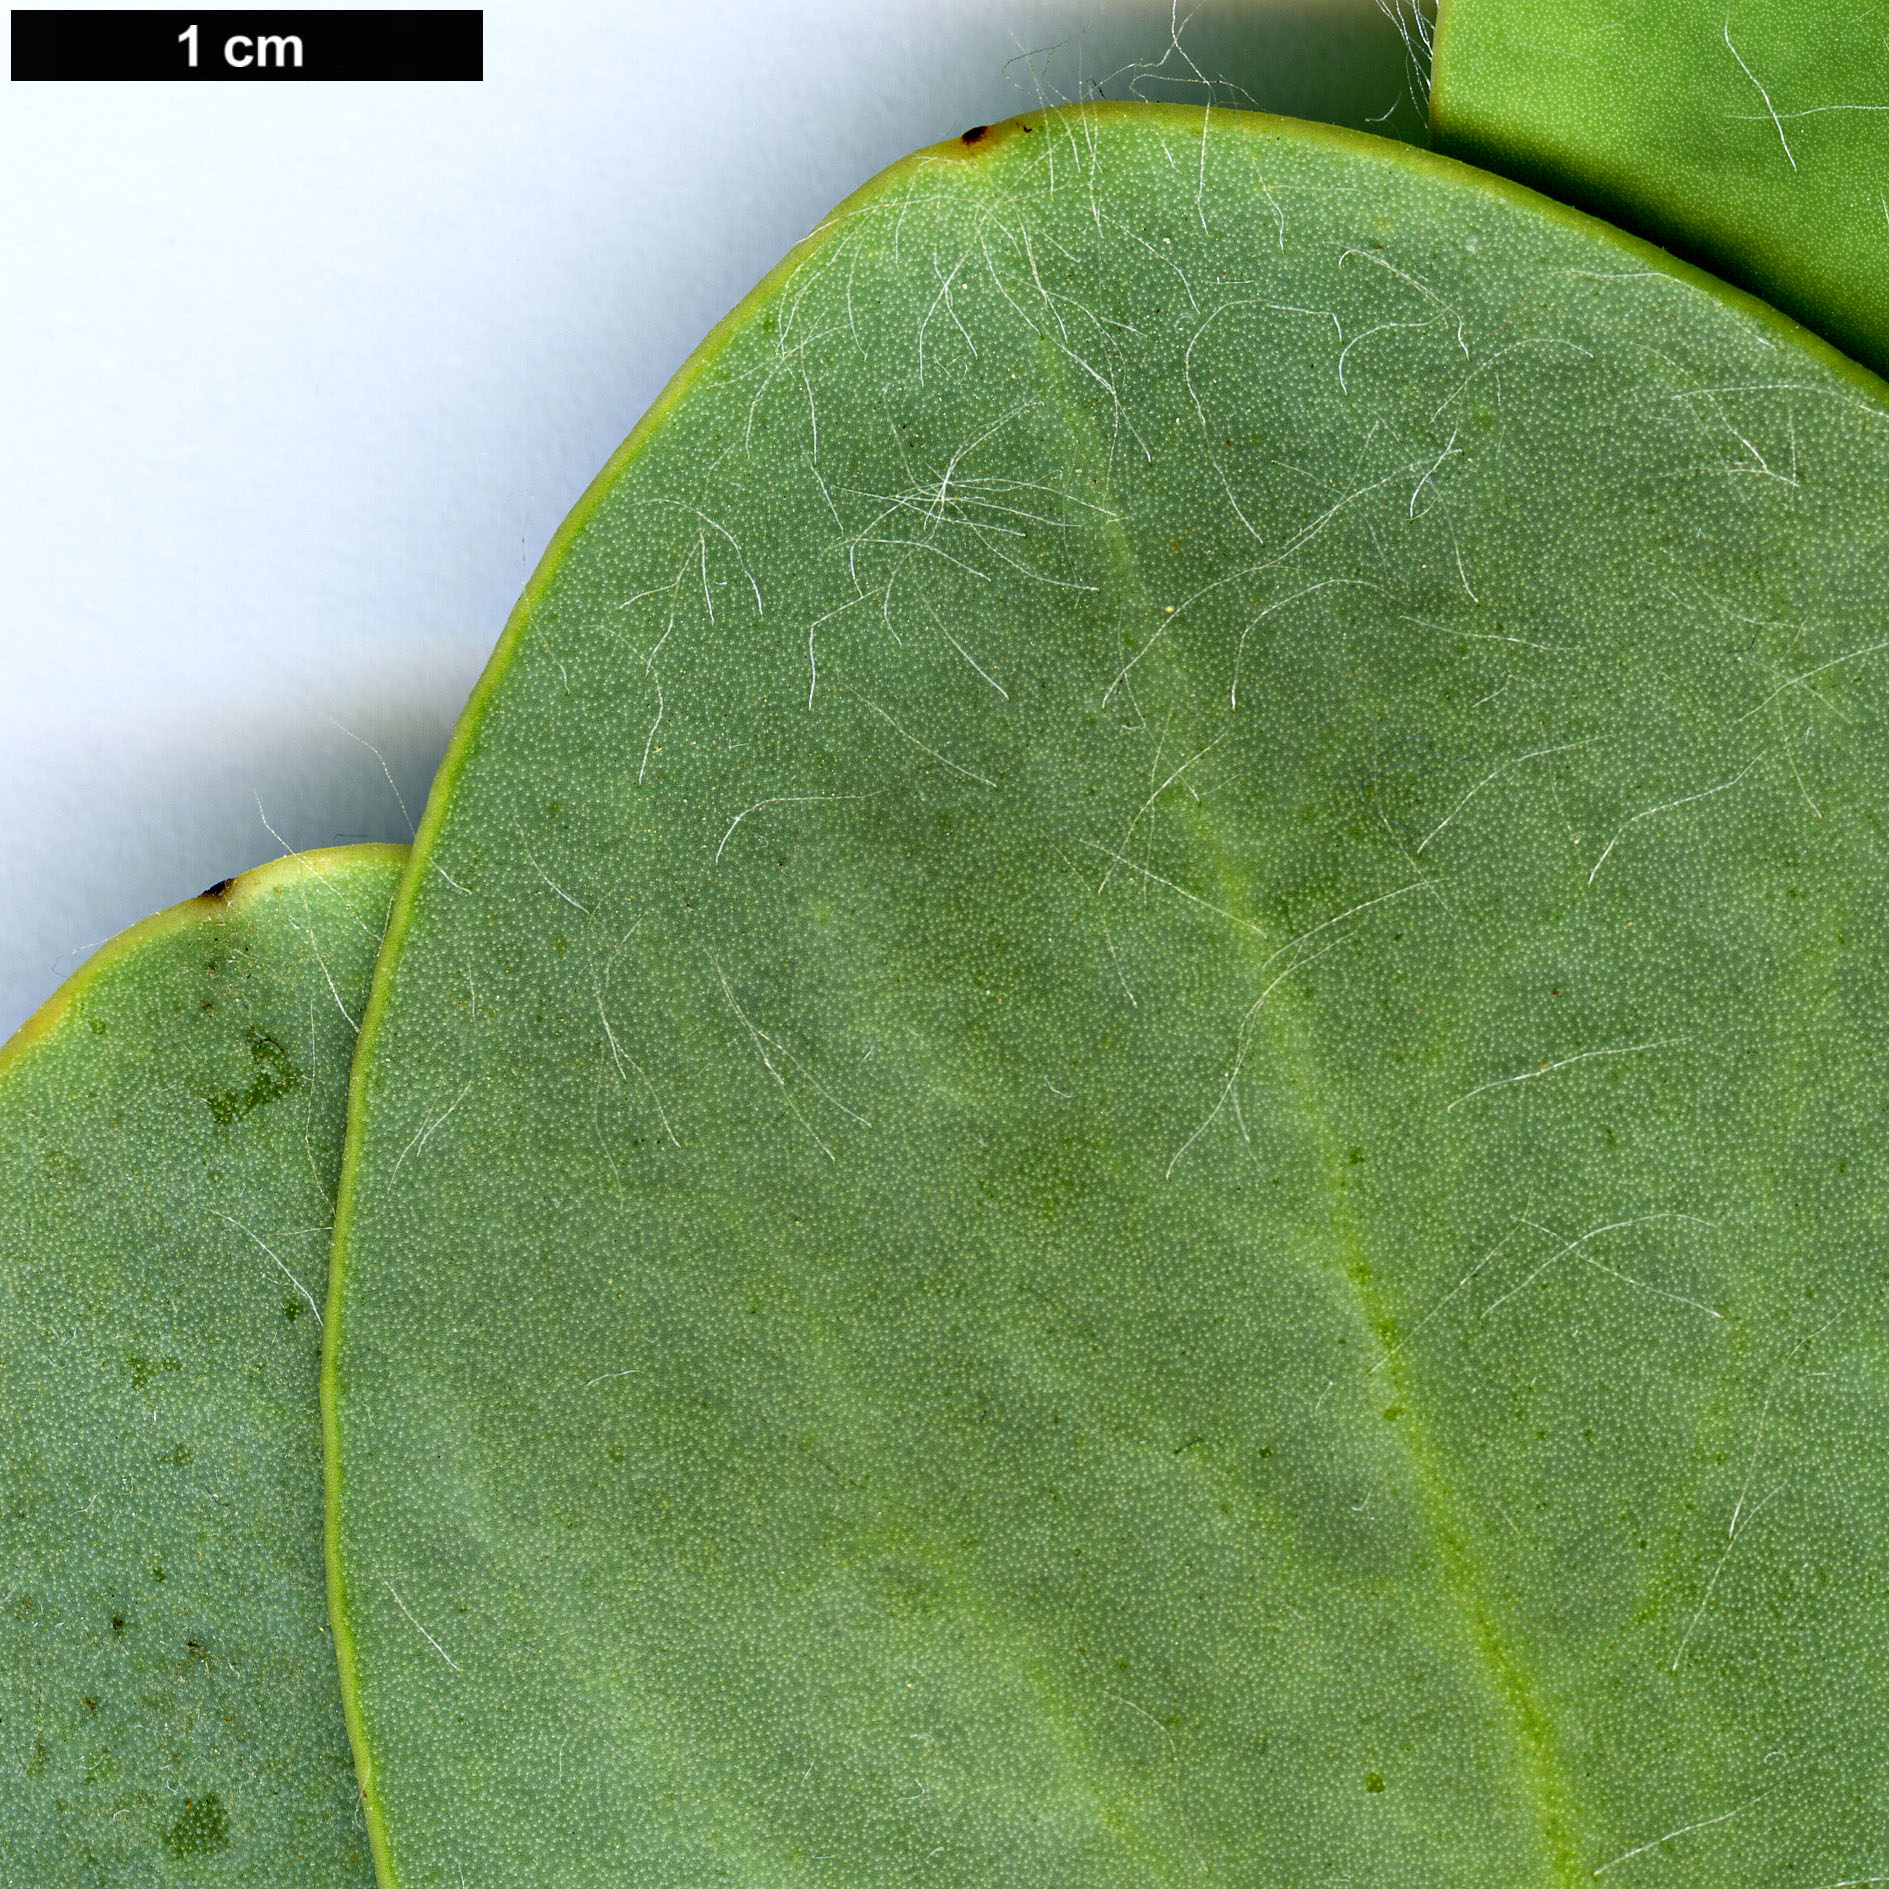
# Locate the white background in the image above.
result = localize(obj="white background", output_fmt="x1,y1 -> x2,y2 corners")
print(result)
0,0 -> 1424,1036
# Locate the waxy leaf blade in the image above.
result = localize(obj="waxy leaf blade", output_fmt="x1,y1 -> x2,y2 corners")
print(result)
329,108 -> 1889,1888
1430,0 -> 1889,380
1,848 -> 401,1884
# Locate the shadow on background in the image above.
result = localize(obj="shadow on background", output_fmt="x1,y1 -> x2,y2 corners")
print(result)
0,0 -> 1435,1041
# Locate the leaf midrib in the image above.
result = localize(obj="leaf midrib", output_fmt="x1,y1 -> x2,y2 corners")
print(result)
1271,982 -> 1584,1888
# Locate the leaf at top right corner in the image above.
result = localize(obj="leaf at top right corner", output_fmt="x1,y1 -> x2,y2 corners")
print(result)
1429,0 -> 1889,380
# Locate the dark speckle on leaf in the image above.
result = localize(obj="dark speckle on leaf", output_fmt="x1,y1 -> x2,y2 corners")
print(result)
961,124 -> 989,144
123,1351 -> 180,1390
165,1792 -> 230,1857
205,1029 -> 302,1128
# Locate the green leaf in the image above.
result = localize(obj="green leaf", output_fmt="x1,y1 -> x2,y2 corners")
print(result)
1,847 -> 401,1885
1429,0 -> 1889,379
328,105 -> 1889,1887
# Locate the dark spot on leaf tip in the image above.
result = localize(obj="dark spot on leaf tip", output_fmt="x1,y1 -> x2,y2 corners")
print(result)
197,877 -> 236,902
961,124 -> 989,144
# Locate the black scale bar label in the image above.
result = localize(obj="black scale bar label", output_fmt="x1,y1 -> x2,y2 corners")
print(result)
12,10 -> 482,79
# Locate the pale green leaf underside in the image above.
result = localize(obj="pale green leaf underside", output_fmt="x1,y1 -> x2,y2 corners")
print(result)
1431,0 -> 1889,380
331,106 -> 1889,1888
1,848 -> 401,1885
